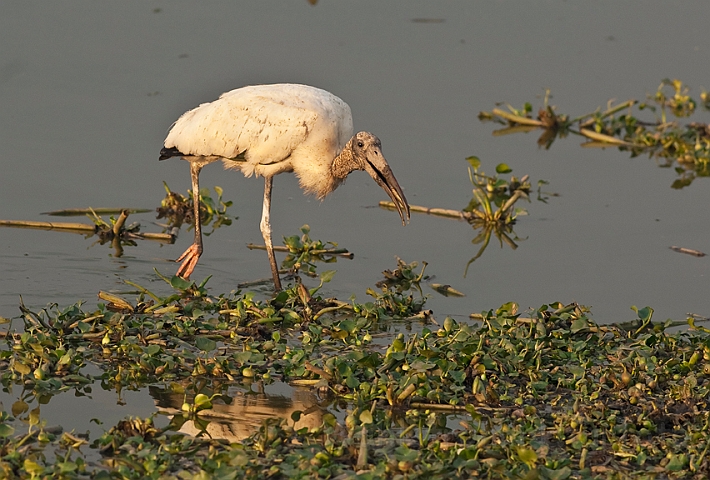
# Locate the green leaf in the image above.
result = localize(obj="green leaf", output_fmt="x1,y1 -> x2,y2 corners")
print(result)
337,319 -> 357,333
29,407 -> 40,426
282,235 -> 301,249
58,353 -> 72,365
0,423 -> 14,438
195,336 -> 217,352
570,318 -> 588,333
145,344 -> 161,356
23,459 -> 44,476
12,400 -> 28,416
495,163 -> 513,174
359,410 -> 373,425
194,393 -> 212,410
13,362 -> 31,376
568,365 -> 585,379
346,374 -> 360,389
320,270 -> 336,283
466,156 -> 481,170
517,446 -> 538,467
391,337 -> 406,352
233,351 -> 252,363
409,360 -> 436,371
170,275 -> 193,291
273,290 -> 289,303
531,380 -> 548,391
665,453 -> 688,471
542,466 -> 572,480
633,306 -> 654,322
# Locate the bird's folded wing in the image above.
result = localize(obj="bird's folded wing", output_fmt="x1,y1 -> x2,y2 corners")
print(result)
165,94 -> 319,165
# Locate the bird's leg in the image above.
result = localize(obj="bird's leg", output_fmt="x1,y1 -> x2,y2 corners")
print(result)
176,162 -> 204,278
260,176 -> 282,291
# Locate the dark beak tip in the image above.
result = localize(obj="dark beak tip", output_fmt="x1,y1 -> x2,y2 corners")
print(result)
396,204 -> 410,226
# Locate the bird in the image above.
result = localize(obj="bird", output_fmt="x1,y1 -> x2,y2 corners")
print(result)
159,83 -> 410,291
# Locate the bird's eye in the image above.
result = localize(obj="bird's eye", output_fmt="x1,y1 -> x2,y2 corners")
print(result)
357,141 -> 364,148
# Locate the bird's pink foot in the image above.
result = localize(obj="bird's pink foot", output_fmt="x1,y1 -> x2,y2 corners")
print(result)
176,244 -> 201,278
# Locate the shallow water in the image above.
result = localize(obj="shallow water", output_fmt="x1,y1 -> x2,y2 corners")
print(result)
1,0 -> 709,438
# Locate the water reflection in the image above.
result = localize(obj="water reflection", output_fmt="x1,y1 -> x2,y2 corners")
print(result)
150,383 -> 326,441
0,209 -> 174,258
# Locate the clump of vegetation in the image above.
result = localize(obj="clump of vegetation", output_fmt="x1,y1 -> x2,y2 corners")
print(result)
0,182 -> 236,259
463,157 -> 534,226
480,79 -> 710,188
156,181 -> 234,234
2,257 -> 710,478
280,224 -> 353,276
462,159 -> 551,273
381,159 -> 552,270
370,258 -> 430,318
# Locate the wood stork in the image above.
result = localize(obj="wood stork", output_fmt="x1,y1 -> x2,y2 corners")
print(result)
159,83 -> 410,290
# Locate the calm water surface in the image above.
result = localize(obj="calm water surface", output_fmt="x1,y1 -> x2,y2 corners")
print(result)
1,1 -> 709,436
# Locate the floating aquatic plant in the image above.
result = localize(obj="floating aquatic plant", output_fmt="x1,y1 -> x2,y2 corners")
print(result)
2,291 -> 709,478
156,181 -> 234,235
480,79 -> 710,188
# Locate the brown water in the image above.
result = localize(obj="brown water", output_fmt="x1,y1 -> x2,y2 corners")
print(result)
1,1 -> 710,436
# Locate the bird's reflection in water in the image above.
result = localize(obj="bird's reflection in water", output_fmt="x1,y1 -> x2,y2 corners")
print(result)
150,383 -> 326,441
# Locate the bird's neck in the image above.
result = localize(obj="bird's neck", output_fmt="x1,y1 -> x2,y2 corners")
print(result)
331,140 -> 359,180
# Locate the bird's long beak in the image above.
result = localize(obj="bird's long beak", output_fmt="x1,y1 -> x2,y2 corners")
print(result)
363,148 -> 410,225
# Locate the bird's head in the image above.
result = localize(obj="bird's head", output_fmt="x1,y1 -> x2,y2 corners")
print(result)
349,131 -> 410,225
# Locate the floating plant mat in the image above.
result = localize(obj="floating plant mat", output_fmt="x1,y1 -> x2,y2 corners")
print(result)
1,267 -> 709,478
480,79 -> 710,189
0,184 -> 233,260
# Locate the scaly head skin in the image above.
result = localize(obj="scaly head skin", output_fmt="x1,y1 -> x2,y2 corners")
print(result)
347,132 -> 410,225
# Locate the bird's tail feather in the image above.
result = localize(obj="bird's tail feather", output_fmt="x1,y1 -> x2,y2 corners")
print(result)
159,147 -> 184,161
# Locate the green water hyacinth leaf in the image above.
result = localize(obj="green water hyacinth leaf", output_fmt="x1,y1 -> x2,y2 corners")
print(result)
359,410 -> 373,425
194,393 -> 213,410
320,270 -> 336,283
28,407 -> 40,427
23,459 -> 44,476
568,365 -> 585,379
466,155 -> 481,170
570,318 -> 589,333
516,446 -> 537,468
195,336 -> 216,352
233,351 -> 252,363
170,275 -> 193,290
337,319 -> 357,333
0,423 -> 14,438
632,305 -> 654,322
13,361 -> 31,376
145,344 -> 161,356
543,466 -> 572,480
665,453 -> 688,471
409,360 -> 436,372
11,401 -> 28,416
495,163 -> 512,174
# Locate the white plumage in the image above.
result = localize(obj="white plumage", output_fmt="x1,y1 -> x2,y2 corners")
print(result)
160,83 -> 409,290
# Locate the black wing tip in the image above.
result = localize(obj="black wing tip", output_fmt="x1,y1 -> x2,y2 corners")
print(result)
159,147 -> 184,161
